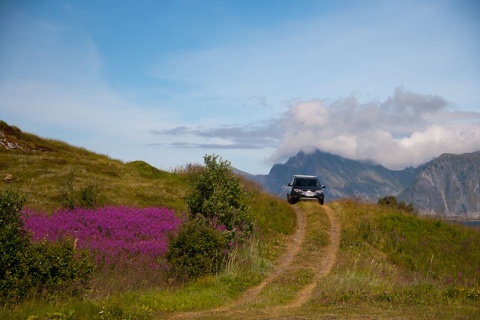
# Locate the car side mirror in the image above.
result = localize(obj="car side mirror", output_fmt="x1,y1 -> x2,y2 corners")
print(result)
322,185 -> 326,188
288,183 -> 292,186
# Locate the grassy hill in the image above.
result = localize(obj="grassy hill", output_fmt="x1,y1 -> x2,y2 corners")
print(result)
0,120 -> 190,212
1,121 -> 479,319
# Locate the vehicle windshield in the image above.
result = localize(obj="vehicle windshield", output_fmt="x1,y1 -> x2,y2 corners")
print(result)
294,178 -> 319,187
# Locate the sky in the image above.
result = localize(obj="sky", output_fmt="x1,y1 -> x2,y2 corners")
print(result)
1,0 -> 479,174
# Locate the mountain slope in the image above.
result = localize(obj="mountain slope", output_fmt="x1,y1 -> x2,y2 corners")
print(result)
254,150 -> 418,202
398,151 -> 480,218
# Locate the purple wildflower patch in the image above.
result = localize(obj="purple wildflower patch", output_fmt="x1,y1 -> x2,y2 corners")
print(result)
22,206 -> 183,269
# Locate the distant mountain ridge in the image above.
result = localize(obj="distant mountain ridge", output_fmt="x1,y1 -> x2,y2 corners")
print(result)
398,151 -> 480,218
251,150 -> 480,219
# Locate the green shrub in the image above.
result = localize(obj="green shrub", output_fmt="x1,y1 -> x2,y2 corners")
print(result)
186,154 -> 253,243
166,220 -> 227,282
78,183 -> 98,209
0,189 -> 28,299
378,195 -> 416,214
0,189 -> 95,304
60,172 -> 99,209
25,239 -> 94,294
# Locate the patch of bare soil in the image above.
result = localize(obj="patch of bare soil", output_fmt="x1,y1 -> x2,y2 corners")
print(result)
167,204 -> 340,319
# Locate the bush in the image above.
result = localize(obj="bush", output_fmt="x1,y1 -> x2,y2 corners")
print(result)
22,239 -> 94,294
186,154 -> 253,243
166,220 -> 227,282
0,189 -> 28,300
60,172 -> 99,210
167,154 -> 254,282
0,189 -> 95,304
378,196 -> 417,214
78,183 -> 98,209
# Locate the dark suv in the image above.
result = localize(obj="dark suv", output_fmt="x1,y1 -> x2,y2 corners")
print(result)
287,175 -> 326,205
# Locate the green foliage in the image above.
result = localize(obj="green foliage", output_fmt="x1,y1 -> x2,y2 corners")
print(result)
0,189 -> 28,294
2,239 -> 95,303
0,189 -> 95,304
60,172 -> 99,210
166,220 -> 227,282
186,154 -> 253,242
377,195 -> 398,206
378,195 -> 417,214
78,183 -> 98,209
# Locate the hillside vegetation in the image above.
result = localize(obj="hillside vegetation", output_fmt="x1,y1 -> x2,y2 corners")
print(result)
1,121 -> 479,319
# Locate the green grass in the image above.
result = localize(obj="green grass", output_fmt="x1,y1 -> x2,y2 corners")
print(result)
309,199 -> 480,312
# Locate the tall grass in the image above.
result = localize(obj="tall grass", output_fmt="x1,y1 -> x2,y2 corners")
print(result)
311,199 -> 480,307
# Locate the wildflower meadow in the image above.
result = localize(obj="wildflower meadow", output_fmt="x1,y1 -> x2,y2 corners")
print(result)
22,206 -> 184,270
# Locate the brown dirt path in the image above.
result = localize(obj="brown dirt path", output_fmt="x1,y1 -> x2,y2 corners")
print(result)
286,205 -> 341,308
227,205 -> 306,308
166,204 -> 340,319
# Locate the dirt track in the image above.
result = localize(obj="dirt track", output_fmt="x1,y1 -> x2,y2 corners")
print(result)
167,204 -> 340,319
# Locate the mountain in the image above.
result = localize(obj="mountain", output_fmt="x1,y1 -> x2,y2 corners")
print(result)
252,149 -> 480,219
253,150 -> 418,202
398,152 -> 480,218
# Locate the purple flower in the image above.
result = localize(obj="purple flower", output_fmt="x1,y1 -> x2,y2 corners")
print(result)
23,206 -> 184,269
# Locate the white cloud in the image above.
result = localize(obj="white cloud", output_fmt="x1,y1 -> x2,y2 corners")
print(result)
270,88 -> 480,169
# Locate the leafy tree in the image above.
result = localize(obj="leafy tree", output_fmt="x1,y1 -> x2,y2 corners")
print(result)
186,154 -> 253,242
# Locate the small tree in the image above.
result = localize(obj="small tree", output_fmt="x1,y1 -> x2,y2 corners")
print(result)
186,154 -> 253,242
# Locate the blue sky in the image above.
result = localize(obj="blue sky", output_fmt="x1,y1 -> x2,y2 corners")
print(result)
1,0 -> 479,174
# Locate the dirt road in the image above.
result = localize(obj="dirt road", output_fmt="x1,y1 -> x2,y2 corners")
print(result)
167,203 -> 340,319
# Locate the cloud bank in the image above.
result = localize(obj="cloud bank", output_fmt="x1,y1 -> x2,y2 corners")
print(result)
154,87 -> 480,170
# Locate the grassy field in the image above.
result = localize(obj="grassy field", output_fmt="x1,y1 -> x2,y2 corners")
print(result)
1,121 -> 479,319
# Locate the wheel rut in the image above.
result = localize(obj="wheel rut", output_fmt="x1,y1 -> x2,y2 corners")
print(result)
287,205 -> 340,308
229,205 -> 306,308
167,204 -> 340,319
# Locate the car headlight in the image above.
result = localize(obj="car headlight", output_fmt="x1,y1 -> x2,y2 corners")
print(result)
316,190 -> 323,194
293,188 -> 302,192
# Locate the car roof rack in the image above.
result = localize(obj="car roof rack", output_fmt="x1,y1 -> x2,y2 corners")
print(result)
293,174 -> 317,178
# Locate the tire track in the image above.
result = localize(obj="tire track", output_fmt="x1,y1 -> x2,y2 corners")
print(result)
287,205 -> 341,308
229,205 -> 306,308
167,204 -> 340,319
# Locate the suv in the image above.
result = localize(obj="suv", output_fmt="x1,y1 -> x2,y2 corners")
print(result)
287,175 -> 326,205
